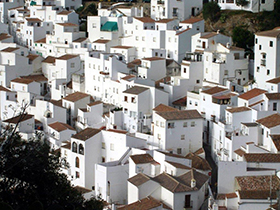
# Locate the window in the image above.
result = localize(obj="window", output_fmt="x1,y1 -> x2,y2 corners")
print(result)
71,63 -> 75,68
196,80 -> 200,84
160,122 -> 164,128
135,25 -> 138,30
92,23 -> 96,28
257,66 -> 260,72
177,148 -> 182,154
131,97 -> 136,103
261,0 -> 265,3
195,102 -> 198,106
72,142 -> 77,152
75,157 -> 79,168
142,37 -> 145,41
259,45 -> 262,50
79,144 -> 84,155
183,122 -> 188,127
191,122 -> 195,127
273,102 -> 277,111
158,133 -> 161,140
124,96 -> 128,102
102,142 -> 105,149
267,69 -> 270,75
184,68 -> 187,73
153,37 -> 156,42
267,131 -> 269,138
156,121 -> 159,126
168,122 -> 175,128
76,171 -> 80,178
270,41 -> 273,47
224,70 -> 228,75
181,135 -> 185,140
142,48 -> 146,52
262,128 -> 264,135
185,195 -> 191,208
255,38 -> 258,44
136,36 -> 139,41
110,143 -> 114,151
168,37 -> 171,42
189,100 -> 192,105
89,63 -> 91,68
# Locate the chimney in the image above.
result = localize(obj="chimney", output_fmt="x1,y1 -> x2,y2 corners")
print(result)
191,178 -> 196,188
98,2 -> 102,9
226,42 -> 230,48
217,30 -> 220,34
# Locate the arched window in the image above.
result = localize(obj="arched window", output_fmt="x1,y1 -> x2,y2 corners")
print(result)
79,144 -> 84,155
72,142 -> 77,153
76,157 -> 79,168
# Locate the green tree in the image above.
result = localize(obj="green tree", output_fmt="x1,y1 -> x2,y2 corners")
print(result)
202,1 -> 221,22
0,112 -> 104,210
232,26 -> 254,49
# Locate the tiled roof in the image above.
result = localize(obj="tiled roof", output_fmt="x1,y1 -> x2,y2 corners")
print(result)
130,154 -> 155,164
57,54 -> 78,60
56,22 -> 77,27
271,135 -> 280,151
26,54 -> 39,61
63,92 -> 90,102
111,45 -> 133,49
128,173 -> 150,186
226,106 -> 251,113
127,59 -> 141,68
0,86 -> 11,92
165,161 -> 191,170
123,86 -> 149,95
88,101 -> 102,106
3,114 -> 33,124
185,153 -> 212,171
256,28 -> 280,38
172,96 -> 187,106
121,75 -> 135,81
180,17 -> 203,24
57,10 -> 72,15
117,196 -> 171,210
61,141 -> 71,149
256,113 -> 280,128
72,128 -> 101,141
244,153 -> 280,162
142,57 -> 165,61
35,37 -> 46,43
20,74 -> 48,82
241,122 -> 258,127
265,93 -> 280,100
158,151 -> 191,159
226,193 -> 238,198
267,76 -> 280,84
42,56 -> 56,63
234,148 -> 246,157
249,99 -> 265,107
194,148 -> 204,155
176,28 -> 191,35
201,86 -> 228,95
153,104 -> 178,112
236,175 -> 280,199
153,169 -> 209,192
156,18 -> 175,23
134,17 -> 155,23
48,121 -> 75,132
107,129 -> 127,134
73,37 -> 87,43
1,47 -> 19,52
238,88 -> 267,100
156,109 -> 202,120
50,99 -> 63,108
200,32 -> 218,39
26,18 -> 41,22
0,33 -> 12,41
11,78 -> 34,84
212,93 -> 236,99
93,39 -> 111,44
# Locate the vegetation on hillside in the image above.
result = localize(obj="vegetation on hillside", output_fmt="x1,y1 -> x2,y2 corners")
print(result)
0,111 -> 104,210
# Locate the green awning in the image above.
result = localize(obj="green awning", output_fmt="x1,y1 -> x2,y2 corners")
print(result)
30,1 -> 37,5
101,21 -> 118,32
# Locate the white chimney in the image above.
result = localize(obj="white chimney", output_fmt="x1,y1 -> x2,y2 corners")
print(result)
226,42 -> 230,48
98,2 -> 102,9
217,30 -> 220,34
191,178 -> 196,188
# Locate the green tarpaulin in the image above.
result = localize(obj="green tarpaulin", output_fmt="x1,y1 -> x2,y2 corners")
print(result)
101,21 -> 118,32
30,1 -> 37,5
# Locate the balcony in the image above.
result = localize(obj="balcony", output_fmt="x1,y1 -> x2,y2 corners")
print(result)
157,0 -> 164,3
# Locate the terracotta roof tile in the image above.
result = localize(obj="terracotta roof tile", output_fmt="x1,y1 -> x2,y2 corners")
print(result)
130,154 -> 155,164
11,78 -> 34,84
234,148 -> 246,157
226,106 -> 251,113
201,86 -> 228,95
1,47 -> 19,52
93,39 -> 111,44
244,153 -> 280,162
156,109 -> 202,121
142,57 -> 165,61
26,18 -> 41,22
127,59 -> 141,68
134,17 -> 155,23
57,54 -> 78,60
123,86 -> 149,95
57,10 -> 72,15
200,32 -> 218,39
88,101 -> 102,106
20,74 -> 47,82
73,37 -> 87,43
42,56 -> 56,63
172,96 -> 187,106
226,193 -> 238,198
156,18 -> 175,23
265,93 -> 280,100
185,153 -> 211,171
256,28 -> 280,38
128,173 -> 150,186
165,161 -> 191,170
117,196 -> 171,210
158,151 -> 190,159
111,45 -> 133,49
26,54 -> 39,61
249,99 -> 265,107
271,135 -> 280,151
267,77 -> 280,84
56,22 -> 77,27
256,113 -> 280,128
153,104 -> 178,112
121,75 -> 135,81
63,92 -> 90,102
107,129 -> 127,134
3,114 -> 33,124
176,28 -> 191,35
48,121 -> 75,132
35,37 -> 46,43
0,86 -> 11,92
61,141 -> 71,149
72,128 -> 101,141
238,88 -> 267,100
0,33 -> 12,41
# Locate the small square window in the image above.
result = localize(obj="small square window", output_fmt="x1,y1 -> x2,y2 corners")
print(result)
191,122 -> 195,127
270,41 -> 273,47
181,135 -> 185,140
183,122 -> 187,127
267,69 -> 270,75
259,45 -> 262,50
